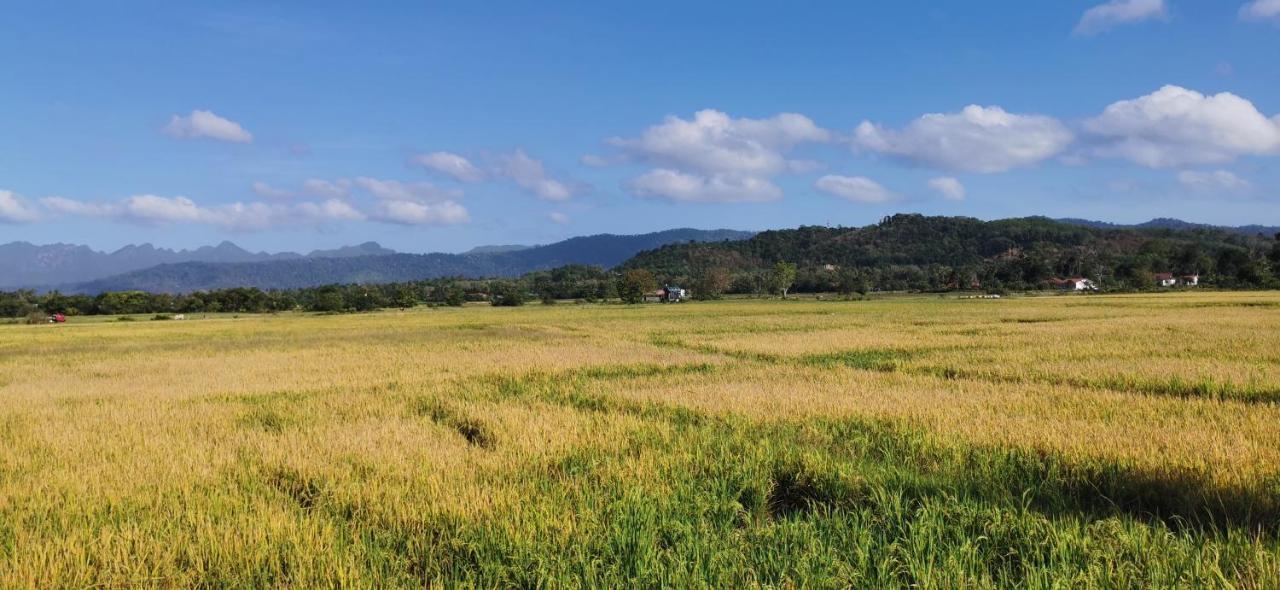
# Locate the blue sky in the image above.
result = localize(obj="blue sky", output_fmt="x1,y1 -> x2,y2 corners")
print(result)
1,0 -> 1278,253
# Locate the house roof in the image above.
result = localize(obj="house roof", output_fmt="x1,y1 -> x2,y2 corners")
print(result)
1153,272 -> 1174,280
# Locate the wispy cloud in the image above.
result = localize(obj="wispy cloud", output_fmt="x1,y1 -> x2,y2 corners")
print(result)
1074,0 -> 1167,36
814,175 -> 898,204
0,190 -> 42,223
162,110 -> 253,143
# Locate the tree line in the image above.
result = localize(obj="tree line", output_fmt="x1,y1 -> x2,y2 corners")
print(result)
5,216 -> 1279,321
0,261 -> 811,321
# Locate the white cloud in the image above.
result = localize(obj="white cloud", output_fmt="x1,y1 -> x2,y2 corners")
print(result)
251,181 -> 293,199
301,178 -> 352,199
814,175 -> 898,204
295,199 -> 366,222
37,194 -> 367,231
353,177 -> 460,203
162,110 -> 253,143
1083,85 -> 1280,167
412,151 -> 486,182
628,169 -> 782,203
372,199 -> 469,226
35,175 -> 472,230
854,105 -> 1072,173
548,211 -> 570,224
39,195 -> 115,217
610,109 -> 830,177
605,109 -> 831,202
1240,0 -> 1280,21
120,195 -> 208,224
1176,170 -> 1251,192
0,190 -> 41,223
928,177 -> 966,201
1074,0 -> 1167,36
493,150 -> 575,201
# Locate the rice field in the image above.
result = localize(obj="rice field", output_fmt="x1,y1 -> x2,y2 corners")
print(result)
2,292 -> 1279,588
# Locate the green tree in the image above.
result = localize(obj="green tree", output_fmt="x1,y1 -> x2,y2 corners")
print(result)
490,282 -> 526,307
309,287 -> 345,313
443,283 -> 466,307
837,268 -> 869,299
770,262 -> 797,298
595,279 -> 618,302
618,269 -> 657,304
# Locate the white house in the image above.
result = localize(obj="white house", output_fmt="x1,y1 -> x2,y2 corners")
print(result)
1154,272 -> 1178,287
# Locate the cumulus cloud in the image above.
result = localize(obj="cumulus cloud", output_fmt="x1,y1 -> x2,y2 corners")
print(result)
353,177 -> 461,203
1083,85 -> 1280,167
928,177 -> 966,201
1240,0 -> 1280,21
1176,170 -> 1251,192
493,150 -> 575,201
610,109 -> 829,177
162,110 -> 253,143
1074,0 -> 1167,36
548,211 -> 570,225
629,169 -> 782,203
0,190 -> 42,223
604,109 -> 831,202
371,199 -> 469,226
814,175 -> 898,204
412,151 -> 486,182
251,181 -> 293,199
854,105 -> 1072,173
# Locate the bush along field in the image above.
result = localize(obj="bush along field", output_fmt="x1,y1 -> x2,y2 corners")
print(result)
1,292 -> 1279,587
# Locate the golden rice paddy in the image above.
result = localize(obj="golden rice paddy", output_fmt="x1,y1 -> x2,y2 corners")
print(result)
2,292 -> 1278,587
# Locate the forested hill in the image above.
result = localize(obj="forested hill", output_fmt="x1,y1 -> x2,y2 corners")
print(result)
68,228 -> 753,293
620,215 -> 1280,292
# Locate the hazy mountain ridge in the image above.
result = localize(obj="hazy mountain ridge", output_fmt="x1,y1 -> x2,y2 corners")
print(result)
0,240 -> 306,289
61,228 -> 755,293
1056,218 -> 1280,236
464,244 -> 532,255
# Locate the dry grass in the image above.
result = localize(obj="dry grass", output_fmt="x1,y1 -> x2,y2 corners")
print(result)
1,292 -> 1278,587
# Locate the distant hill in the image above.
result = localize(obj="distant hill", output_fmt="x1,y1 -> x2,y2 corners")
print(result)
65,228 -> 754,293
305,241 -> 398,258
1057,218 -> 1280,237
619,215 -> 1278,292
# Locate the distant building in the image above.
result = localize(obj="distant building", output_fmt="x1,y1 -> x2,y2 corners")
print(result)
1048,277 -> 1098,291
659,285 -> 688,303
1154,272 -> 1200,287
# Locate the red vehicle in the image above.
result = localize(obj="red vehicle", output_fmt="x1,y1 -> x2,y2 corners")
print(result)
48,313 -> 66,323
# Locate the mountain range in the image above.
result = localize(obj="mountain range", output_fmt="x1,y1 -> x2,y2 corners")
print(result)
0,240 -> 400,290
18,228 -> 752,293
